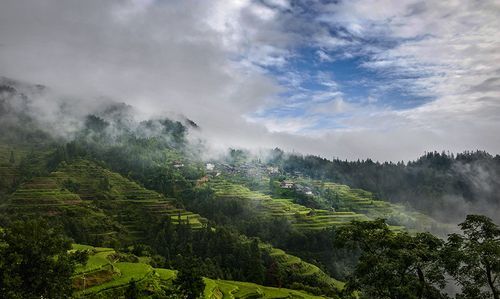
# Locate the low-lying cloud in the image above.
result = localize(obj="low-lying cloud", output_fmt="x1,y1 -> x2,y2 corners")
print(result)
0,0 -> 499,161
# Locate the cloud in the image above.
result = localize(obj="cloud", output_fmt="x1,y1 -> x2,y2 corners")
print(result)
0,0 -> 280,139
470,77 -> 500,93
316,50 -> 333,62
260,0 -> 500,160
0,0 -> 499,161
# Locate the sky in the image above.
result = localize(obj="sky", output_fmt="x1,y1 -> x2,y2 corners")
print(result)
1,0 -> 499,161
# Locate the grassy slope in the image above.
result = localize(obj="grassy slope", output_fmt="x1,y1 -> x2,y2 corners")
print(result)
53,159 -> 208,232
72,244 -> 326,299
4,175 -> 123,244
315,182 -> 445,232
264,245 -> 345,291
1,157 -> 207,244
212,176 -> 446,232
0,145 -> 23,187
0,144 -> 51,197
210,179 -> 369,231
207,180 -> 345,292
0,148 -> 341,293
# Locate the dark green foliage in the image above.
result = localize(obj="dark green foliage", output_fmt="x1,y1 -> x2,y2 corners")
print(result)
3,96 -> 500,299
85,114 -> 109,133
62,178 -> 81,193
144,216 -> 337,294
148,218 -> 265,283
8,150 -> 14,165
159,119 -> 187,147
125,279 -> 140,299
0,219 -> 88,299
181,184 -> 356,281
227,148 -> 249,166
98,176 -> 111,191
247,239 -> 266,285
47,145 -> 69,171
172,254 -> 205,299
279,151 -> 500,223
443,215 -> 500,299
17,150 -> 51,181
335,219 -> 447,299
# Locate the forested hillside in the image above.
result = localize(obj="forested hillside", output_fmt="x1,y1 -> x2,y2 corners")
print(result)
263,148 -> 500,224
0,79 -> 499,298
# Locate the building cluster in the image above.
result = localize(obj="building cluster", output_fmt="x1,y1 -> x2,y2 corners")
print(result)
279,181 -> 315,196
205,162 -> 281,178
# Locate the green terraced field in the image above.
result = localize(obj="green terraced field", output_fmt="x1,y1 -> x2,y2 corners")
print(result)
3,175 -> 127,245
262,245 -> 344,291
316,182 -> 440,232
2,159 -> 208,244
210,179 -> 369,231
52,160 -> 207,232
205,279 -> 326,299
0,144 -> 29,166
0,145 -> 31,189
72,245 -> 116,275
217,171 -> 447,232
72,244 -> 326,299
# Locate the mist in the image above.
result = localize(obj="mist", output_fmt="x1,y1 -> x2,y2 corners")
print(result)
1,0 -> 499,162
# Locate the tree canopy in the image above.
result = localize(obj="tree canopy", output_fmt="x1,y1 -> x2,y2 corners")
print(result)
0,219 -> 88,299
335,219 -> 447,299
443,215 -> 500,299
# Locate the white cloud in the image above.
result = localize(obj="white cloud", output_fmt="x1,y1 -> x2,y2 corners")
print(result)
283,0 -> 500,160
316,50 -> 333,62
246,116 -> 315,134
263,0 -> 291,10
309,98 -> 351,115
112,0 -> 155,21
0,0 -> 279,142
0,0 -> 499,161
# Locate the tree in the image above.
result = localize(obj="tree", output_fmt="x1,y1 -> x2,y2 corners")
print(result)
172,254 -> 205,299
84,114 -> 109,133
98,176 -> 111,191
124,279 -> 140,299
9,150 -> 14,165
334,219 -> 447,299
0,219 -> 88,299
246,239 -> 265,285
443,215 -> 500,299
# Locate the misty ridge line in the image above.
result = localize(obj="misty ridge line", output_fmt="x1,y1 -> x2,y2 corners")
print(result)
1,76 -> 497,163
1,0 -> 500,162
0,76 -> 199,146
1,76 -> 499,226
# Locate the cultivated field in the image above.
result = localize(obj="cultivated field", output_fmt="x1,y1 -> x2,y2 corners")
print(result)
210,179 -> 369,231
72,244 -> 327,299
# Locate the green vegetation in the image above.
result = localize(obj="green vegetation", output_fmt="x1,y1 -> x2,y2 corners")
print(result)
1,159 -> 207,246
278,151 -> 500,224
144,217 -> 341,296
0,145 -> 41,195
210,179 -> 369,231
0,219 -> 88,299
316,182 -> 442,232
171,255 -> 205,298
443,215 -> 500,299
204,279 -> 326,299
53,159 -> 207,230
1,87 -> 499,299
335,219 -> 446,298
70,243 -> 327,298
214,174 -> 444,233
263,245 -> 345,291
4,174 -> 122,246
334,216 -> 500,299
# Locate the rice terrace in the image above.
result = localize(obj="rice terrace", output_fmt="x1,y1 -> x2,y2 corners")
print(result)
0,0 -> 499,298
